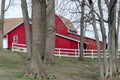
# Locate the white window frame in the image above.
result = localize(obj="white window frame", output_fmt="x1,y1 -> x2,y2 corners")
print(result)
13,35 -> 18,43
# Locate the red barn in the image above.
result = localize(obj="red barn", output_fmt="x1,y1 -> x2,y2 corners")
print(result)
3,15 -> 103,56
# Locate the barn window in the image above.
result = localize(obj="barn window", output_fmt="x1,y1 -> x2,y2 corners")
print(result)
69,29 -> 77,34
13,35 -> 18,43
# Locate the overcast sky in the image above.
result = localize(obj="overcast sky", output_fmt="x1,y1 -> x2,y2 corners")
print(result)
3,0 -> 31,18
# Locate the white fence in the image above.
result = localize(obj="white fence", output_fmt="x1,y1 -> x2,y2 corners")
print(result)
12,43 -> 27,52
54,48 -> 104,59
54,48 -> 79,58
12,43 -> 120,59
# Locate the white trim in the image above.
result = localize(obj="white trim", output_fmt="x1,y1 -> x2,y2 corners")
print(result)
58,16 -> 69,30
6,34 -> 8,48
56,33 -> 88,44
56,33 -> 80,42
58,16 -> 77,32
3,21 -> 24,36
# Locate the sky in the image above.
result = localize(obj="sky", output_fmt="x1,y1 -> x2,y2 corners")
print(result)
4,0 -> 31,18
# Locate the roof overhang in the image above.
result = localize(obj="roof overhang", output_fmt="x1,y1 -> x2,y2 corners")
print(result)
3,21 -> 23,36
56,33 -> 88,44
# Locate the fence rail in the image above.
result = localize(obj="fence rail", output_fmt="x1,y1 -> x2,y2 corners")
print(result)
12,43 -> 27,52
12,43 -> 120,59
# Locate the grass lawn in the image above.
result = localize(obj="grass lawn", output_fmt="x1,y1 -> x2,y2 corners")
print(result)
0,50 -> 99,80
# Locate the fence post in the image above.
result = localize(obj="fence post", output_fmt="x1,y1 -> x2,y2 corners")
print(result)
59,48 -> 61,59
12,43 -> 14,52
92,50 -> 94,59
78,49 -> 80,57
75,49 -> 77,58
84,49 -> 86,57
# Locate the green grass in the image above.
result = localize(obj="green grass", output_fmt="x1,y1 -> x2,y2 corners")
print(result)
0,50 -> 99,80
43,57 -> 99,80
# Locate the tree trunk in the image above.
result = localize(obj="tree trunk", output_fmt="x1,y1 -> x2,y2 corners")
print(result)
21,0 -> 32,60
108,0 -> 117,77
88,0 -> 104,79
44,0 -> 55,64
0,0 -> 5,50
117,2 -> 120,73
41,0 -> 47,60
79,0 -> 85,61
30,0 -> 46,78
98,0 -> 109,78
42,0 -> 47,60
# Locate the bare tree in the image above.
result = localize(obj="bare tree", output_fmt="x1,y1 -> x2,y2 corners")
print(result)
79,0 -> 85,60
21,0 -> 32,60
108,0 -> 117,78
0,0 -> 5,50
117,1 -> 120,73
98,0 -> 108,78
29,0 -> 46,78
44,0 -> 55,64
5,0 -> 11,11
41,0 -> 47,60
88,0 -> 104,79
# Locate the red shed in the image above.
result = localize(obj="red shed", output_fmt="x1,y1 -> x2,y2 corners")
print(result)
3,15 -> 103,55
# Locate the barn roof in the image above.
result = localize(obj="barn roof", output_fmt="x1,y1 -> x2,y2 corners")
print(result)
68,33 -> 103,43
3,15 -> 77,35
59,16 -> 77,31
4,18 -> 23,35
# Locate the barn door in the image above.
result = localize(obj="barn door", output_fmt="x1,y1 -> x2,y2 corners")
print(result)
3,38 -> 8,48
83,43 -> 86,49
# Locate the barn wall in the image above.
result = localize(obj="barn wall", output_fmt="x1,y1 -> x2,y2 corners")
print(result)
3,35 -> 7,38
55,36 -> 78,49
68,33 -> 103,50
8,24 -> 25,48
55,16 -> 69,36
8,24 -> 32,49
68,33 -> 80,40
84,38 -> 103,50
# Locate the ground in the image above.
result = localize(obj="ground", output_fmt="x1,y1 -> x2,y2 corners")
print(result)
0,50 -> 99,80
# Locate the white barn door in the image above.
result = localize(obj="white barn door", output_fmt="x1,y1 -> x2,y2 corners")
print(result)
3,38 -> 8,48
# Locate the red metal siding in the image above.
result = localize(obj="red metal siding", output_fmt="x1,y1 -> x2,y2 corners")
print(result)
55,16 -> 69,36
68,33 -> 80,40
68,33 -> 103,50
3,35 -> 7,38
8,24 -> 25,48
55,36 -> 78,49
84,38 -> 102,50
8,24 -> 32,49
70,40 -> 78,49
